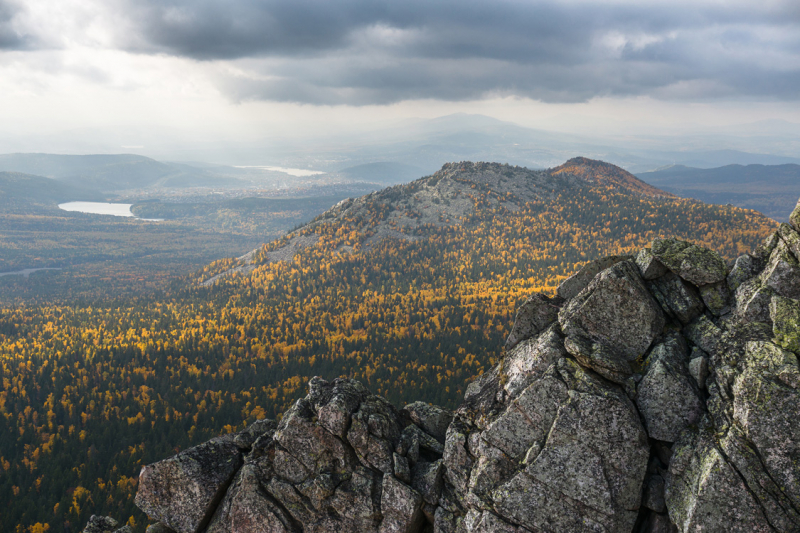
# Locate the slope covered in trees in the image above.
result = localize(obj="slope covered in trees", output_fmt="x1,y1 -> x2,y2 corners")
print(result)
0,160 -> 777,532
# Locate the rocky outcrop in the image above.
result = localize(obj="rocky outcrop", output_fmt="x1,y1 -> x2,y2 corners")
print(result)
127,221 -> 800,532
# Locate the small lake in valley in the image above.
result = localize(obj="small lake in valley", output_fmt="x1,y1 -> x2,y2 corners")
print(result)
58,202 -> 162,220
0,268 -> 62,278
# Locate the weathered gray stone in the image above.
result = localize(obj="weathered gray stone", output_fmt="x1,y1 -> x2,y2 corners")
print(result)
348,396 -> 404,474
82,516 -> 119,533
136,436 -> 243,533
770,295 -> 800,353
411,459 -> 444,505
379,474 -> 424,533
688,352 -> 709,389
734,278 -> 774,324
502,324 -> 566,397
733,341 -> 800,509
144,523 -> 174,533
727,254 -> 763,293
463,510 -> 519,532
778,222 -> 800,261
699,281 -> 731,316
720,426 -> 800,531
144,524 -> 174,533
643,474 -> 666,513
206,464 -> 297,533
312,377 -> 367,438
557,254 -> 631,300
233,419 -> 277,450
636,337 -> 704,442
792,198 -> 800,231
275,397 -> 357,478
760,239 -> 800,300
665,423 -> 773,533
393,452 -> 411,484
401,401 -> 453,443
651,238 -> 728,287
487,358 -> 649,533
504,293 -> 562,350
647,272 -> 704,325
636,247 -> 669,280
559,259 -> 665,363
564,332 -> 632,384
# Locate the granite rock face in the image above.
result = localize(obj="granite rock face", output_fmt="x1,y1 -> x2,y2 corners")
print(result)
127,212 -> 800,532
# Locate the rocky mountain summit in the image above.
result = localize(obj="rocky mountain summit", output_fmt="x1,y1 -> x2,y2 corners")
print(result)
89,198 -> 800,533
200,159 -> 670,286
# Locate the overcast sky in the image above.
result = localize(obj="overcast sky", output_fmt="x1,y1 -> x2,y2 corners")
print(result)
1,0 -> 799,159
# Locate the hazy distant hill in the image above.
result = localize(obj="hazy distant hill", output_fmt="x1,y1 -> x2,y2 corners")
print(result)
0,153 -> 251,192
637,163 -> 800,221
334,161 -> 425,185
0,171 -> 103,212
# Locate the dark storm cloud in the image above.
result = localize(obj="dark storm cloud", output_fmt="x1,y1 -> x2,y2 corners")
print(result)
0,0 -> 30,50
93,0 -> 800,103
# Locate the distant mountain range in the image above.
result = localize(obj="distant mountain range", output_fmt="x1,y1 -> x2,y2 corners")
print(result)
0,171 -> 103,212
0,153 -> 254,193
636,163 -> 800,221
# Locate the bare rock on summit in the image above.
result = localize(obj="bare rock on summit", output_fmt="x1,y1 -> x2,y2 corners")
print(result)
82,516 -> 132,533
791,197 -> 800,231
559,260 -> 664,376
136,436 -> 243,533
556,254 -> 631,300
651,238 -> 728,287
665,423 -> 774,533
636,336 -> 704,442
504,293 -> 562,351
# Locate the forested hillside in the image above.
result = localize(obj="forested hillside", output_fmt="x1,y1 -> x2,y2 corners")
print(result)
0,159 -> 777,532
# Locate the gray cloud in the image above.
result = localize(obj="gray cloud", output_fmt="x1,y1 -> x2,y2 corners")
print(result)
0,0 -> 30,49
27,0 -> 800,104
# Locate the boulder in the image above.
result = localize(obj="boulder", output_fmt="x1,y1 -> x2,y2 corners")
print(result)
206,464 -> 297,533
647,272 -> 704,325
760,239 -> 800,300
636,247 -> 670,280
504,293 -> 561,350
379,474 -> 424,533
650,238 -> 727,287
699,281 -> 731,316
556,254 -> 631,300
733,342 -> 800,509
559,259 -> 664,368
688,350 -> 709,389
792,198 -> 800,232
778,223 -> 800,261
665,423 -> 774,532
401,401 -> 453,443
462,357 -> 649,533
144,525 -> 174,533
636,336 -> 704,442
727,253 -> 764,293
135,436 -> 243,533
770,295 -> 800,353
82,516 -> 122,533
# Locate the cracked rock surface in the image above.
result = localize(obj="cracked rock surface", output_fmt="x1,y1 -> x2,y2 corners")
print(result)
124,223 -> 800,532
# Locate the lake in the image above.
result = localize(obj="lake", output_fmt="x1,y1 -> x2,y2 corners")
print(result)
58,201 -> 162,220
0,268 -> 62,278
234,165 -> 326,177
